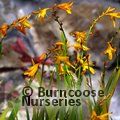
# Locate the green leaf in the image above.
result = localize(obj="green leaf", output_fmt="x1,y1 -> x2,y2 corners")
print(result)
46,106 -> 59,120
67,106 -> 79,120
36,70 -> 42,87
101,68 -> 120,113
79,105 -> 83,120
38,108 -> 44,120
58,106 -> 66,120
32,107 -> 47,120
25,106 -> 30,120
0,108 -> 10,120
105,68 -> 120,96
60,32 -> 67,56
0,42 -> 2,57
8,101 -> 21,120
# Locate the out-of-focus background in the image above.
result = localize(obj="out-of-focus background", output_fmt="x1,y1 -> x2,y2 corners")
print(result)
0,0 -> 120,119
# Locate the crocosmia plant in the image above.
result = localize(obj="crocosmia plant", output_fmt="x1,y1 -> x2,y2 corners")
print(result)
0,1 -> 120,120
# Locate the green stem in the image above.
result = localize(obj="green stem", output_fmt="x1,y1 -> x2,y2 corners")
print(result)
53,11 -> 72,88
53,11 -> 67,55
87,58 -> 96,105
55,64 -> 61,89
116,50 -> 119,70
86,12 -> 105,41
38,53 -> 50,87
78,51 -> 84,86
0,42 -> 2,57
100,62 -> 106,89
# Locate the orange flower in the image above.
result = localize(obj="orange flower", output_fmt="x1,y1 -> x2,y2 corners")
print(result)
17,15 -> 32,28
24,63 -> 39,77
34,53 -> 47,63
71,31 -> 87,43
56,2 -> 73,14
33,8 -> 49,22
58,64 -> 65,74
56,56 -> 74,68
77,55 -> 95,74
72,42 -> 89,51
105,7 -> 120,27
104,42 -> 116,60
56,56 -> 69,63
48,41 -> 65,53
91,110 -> 111,120
55,41 -> 64,47
0,24 -> 9,38
15,25 -> 26,34
13,15 -> 32,34
81,60 -> 95,74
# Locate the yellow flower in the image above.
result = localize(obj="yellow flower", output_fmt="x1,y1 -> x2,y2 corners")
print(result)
56,56 -> 74,68
33,8 -> 49,22
55,56 -> 70,75
55,41 -> 64,47
91,111 -> 111,120
104,7 -> 120,27
73,42 -> 89,51
56,56 -> 69,64
56,2 -> 73,14
24,63 -> 39,77
90,7 -> 120,30
104,42 -> 116,60
12,15 -> 32,34
110,17 -> 116,27
58,63 -> 72,75
82,60 -> 95,74
105,7 -> 120,18
58,64 -> 65,74
48,41 -> 64,53
77,55 -> 95,74
71,31 -> 87,43
18,15 -> 32,28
